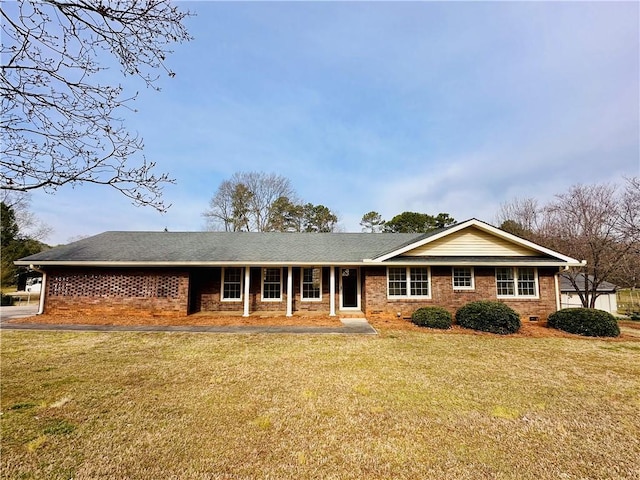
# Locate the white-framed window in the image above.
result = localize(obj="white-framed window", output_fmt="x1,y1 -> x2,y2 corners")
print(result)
221,267 -> 243,301
452,267 -> 474,290
496,267 -> 538,298
261,267 -> 282,301
301,267 -> 322,301
387,267 -> 431,299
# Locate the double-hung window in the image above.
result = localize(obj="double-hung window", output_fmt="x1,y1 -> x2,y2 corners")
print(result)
452,267 -> 474,290
496,267 -> 538,298
301,267 -> 322,301
387,267 -> 430,299
222,267 -> 243,301
262,268 -> 282,301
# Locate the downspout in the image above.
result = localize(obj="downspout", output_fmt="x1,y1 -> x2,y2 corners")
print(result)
29,264 -> 46,315
554,266 -> 569,312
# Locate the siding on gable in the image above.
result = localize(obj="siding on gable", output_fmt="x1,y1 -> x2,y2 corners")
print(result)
404,227 -> 538,257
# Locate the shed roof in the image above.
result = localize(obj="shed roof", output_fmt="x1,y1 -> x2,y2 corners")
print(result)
559,273 -> 618,293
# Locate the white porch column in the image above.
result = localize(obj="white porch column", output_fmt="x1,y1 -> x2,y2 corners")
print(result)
286,266 -> 293,317
37,271 -> 47,315
329,266 -> 336,317
243,266 -> 251,317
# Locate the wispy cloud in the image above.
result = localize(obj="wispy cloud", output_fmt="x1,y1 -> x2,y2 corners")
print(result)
27,1 -> 639,243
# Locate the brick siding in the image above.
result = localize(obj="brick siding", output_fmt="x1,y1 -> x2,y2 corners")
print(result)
363,266 -> 559,321
42,265 -> 560,321
44,268 -> 189,316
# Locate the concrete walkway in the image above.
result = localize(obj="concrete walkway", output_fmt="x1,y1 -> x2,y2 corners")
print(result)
0,305 -> 38,321
0,309 -> 377,335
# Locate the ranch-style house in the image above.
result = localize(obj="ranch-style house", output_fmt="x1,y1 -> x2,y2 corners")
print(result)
16,218 -> 583,321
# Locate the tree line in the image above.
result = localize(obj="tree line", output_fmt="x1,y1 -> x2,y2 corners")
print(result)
203,172 -> 338,233
202,172 -> 458,234
360,211 -> 456,233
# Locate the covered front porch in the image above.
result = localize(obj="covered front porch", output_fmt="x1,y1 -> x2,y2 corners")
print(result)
188,266 -> 363,317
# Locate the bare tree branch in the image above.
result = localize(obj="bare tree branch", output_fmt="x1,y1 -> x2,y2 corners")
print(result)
1,1 -> 192,211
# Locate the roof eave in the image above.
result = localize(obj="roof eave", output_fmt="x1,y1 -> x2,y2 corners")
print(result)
380,260 -> 583,267
15,260 -> 368,268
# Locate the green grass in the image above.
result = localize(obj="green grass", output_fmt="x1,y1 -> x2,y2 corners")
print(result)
617,288 -> 640,315
1,329 -> 639,479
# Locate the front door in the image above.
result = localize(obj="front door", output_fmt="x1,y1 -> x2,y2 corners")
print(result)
340,268 -> 359,309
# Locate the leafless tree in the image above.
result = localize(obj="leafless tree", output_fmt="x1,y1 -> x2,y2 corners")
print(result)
495,197 -> 540,239
204,172 -> 297,232
0,190 -> 51,241
498,179 -> 640,306
1,1 -> 192,211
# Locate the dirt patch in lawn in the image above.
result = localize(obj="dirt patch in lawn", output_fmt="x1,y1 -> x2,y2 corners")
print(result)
10,313 -> 343,328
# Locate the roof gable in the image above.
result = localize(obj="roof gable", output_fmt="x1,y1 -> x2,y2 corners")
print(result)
404,226 -> 538,257
371,219 -> 582,264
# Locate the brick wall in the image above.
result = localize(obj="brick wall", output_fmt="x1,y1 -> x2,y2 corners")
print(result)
363,266 -> 559,321
193,267 -> 334,314
44,268 -> 190,317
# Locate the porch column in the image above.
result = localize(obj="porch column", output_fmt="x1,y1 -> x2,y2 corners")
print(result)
329,266 -> 336,316
286,266 -> 293,317
243,266 -> 251,317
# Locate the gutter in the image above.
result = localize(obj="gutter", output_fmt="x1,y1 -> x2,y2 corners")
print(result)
29,265 -> 46,315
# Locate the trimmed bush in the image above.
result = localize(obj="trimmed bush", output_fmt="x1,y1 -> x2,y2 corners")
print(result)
455,301 -> 520,335
0,293 -> 14,306
411,307 -> 452,329
630,312 -> 640,322
547,308 -> 620,337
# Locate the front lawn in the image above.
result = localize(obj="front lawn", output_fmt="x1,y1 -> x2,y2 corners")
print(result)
1,329 -> 639,479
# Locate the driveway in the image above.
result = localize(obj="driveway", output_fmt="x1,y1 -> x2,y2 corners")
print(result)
0,305 -> 39,323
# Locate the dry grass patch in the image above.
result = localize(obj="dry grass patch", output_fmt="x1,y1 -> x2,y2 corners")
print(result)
11,312 -> 342,327
1,329 -> 639,479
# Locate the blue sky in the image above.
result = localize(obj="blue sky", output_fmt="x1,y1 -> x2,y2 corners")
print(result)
28,1 -> 639,245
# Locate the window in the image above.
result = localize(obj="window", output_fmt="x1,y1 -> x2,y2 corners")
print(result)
410,268 -> 429,296
262,268 -> 282,301
496,267 -> 538,298
517,268 -> 536,296
222,267 -> 243,301
452,267 -> 474,290
388,267 -> 407,296
387,267 -> 430,298
301,267 -> 322,301
496,268 -> 514,296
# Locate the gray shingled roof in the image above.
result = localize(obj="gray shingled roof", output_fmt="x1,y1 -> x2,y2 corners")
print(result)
16,231 -> 424,265
559,273 -> 618,292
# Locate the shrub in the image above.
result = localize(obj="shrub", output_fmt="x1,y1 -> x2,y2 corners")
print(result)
547,308 -> 620,337
0,293 -> 14,306
411,307 -> 452,329
630,311 -> 640,322
455,301 -> 520,335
